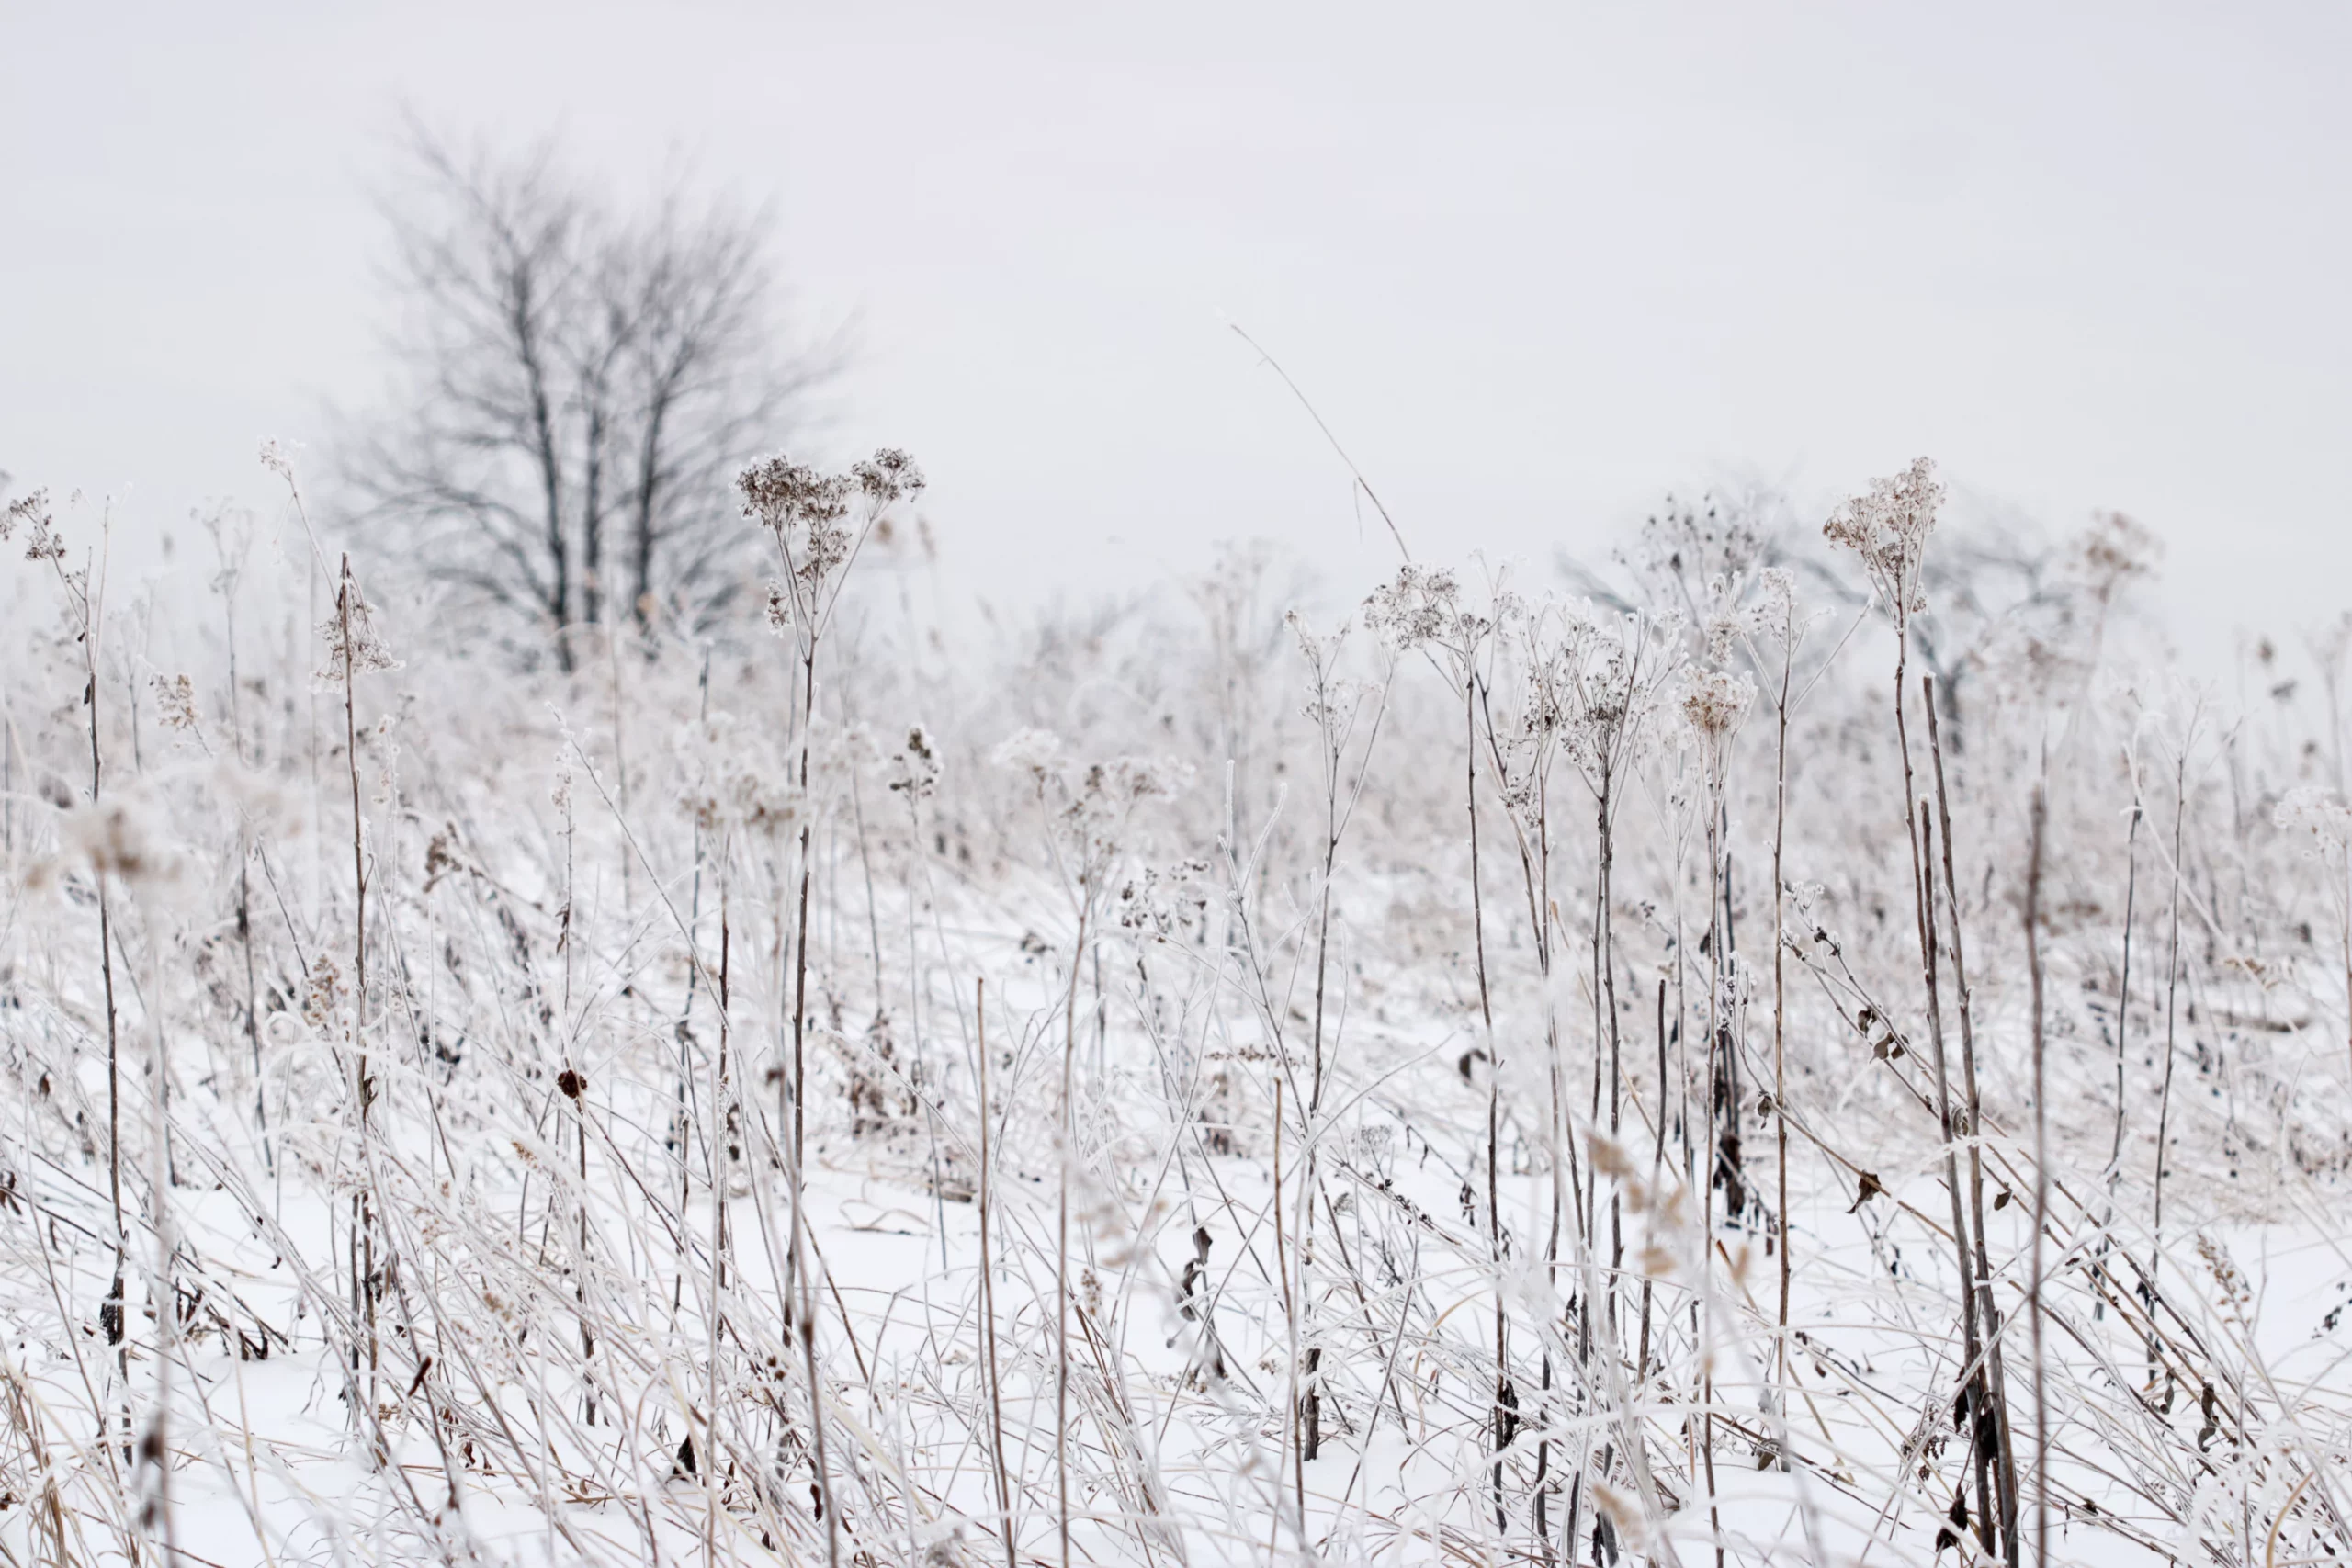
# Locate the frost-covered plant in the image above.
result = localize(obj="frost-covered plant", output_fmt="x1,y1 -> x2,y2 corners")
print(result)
0,443 -> 2346,1568
1824,455 -> 1941,633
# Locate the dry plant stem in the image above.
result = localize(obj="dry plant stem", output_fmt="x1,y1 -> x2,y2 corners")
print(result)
238,851 -> 268,1172
673,648 -> 713,1320
703,867 -> 732,1568
791,645 -> 816,1178
140,940 -> 182,1567
2113,798 -> 2142,1185
1893,640 -> 2001,1562
1295,624 -> 1385,1470
1925,678 -> 2020,1559
214,536 -> 272,1170
275,458 -> 395,1450
1272,1068 -> 1299,1553
336,558 -> 384,1441
50,530 -> 131,1452
2342,814 -> 2352,1088
782,1100 -> 842,1568
1639,978 -> 1667,1383
97,860 -> 127,1422
1702,773 -> 1727,1568
1770,616 -> 1792,1408
2151,752 -> 2187,1322
1057,891 -> 1092,1568
1917,801 -> 1996,1559
1597,762 -> 1623,1331
779,552 -> 842,1556
2025,785 -> 2050,1568
976,980 -> 1016,1568
1463,671 -> 1510,1537
1227,322 -> 1412,562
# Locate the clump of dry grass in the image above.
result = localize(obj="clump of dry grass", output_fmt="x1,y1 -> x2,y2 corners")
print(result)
0,454 -> 2345,1568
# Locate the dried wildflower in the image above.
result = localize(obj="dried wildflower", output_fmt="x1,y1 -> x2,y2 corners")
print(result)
889,725 -> 942,800
851,447 -> 924,503
1750,567 -> 1799,644
1681,665 -> 1755,793
675,710 -> 807,835
1081,754 -> 1180,807
1562,608 -> 1674,789
741,448 -> 922,656
1824,457 -> 1941,626
2276,787 -> 2352,860
1701,574 -> 1744,667
5,490 -> 65,563
990,727 -> 1069,788
1287,609 -> 1386,750
1631,492 -> 1765,604
318,561 -> 401,685
998,728 -> 1182,895
301,953 -> 344,1032
1116,859 -> 1212,939
153,673 -> 200,733
2073,510 -> 2160,604
1363,563 -> 1489,659
740,457 -> 853,576
1682,667 -> 1753,737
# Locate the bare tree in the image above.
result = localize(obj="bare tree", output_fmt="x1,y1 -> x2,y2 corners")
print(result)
345,127 -> 831,668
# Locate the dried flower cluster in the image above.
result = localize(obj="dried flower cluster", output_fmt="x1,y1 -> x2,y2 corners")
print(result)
1824,455 -> 1943,626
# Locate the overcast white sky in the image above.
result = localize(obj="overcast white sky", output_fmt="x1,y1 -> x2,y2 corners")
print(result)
6,2 -> 2348,661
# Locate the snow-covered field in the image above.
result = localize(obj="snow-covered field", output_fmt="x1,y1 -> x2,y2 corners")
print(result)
1,460 -> 2347,1566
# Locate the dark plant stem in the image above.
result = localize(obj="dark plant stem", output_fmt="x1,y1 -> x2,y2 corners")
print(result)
1926,678 -> 2019,1563
2026,785 -> 2051,1568
977,980 -> 1016,1568
1057,893 -> 1092,1568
